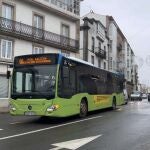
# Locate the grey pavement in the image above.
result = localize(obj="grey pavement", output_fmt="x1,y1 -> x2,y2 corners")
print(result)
0,99 -> 9,113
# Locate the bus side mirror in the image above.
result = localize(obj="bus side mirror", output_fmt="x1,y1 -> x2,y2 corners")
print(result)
7,71 -> 11,79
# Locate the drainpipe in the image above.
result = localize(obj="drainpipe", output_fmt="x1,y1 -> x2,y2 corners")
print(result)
82,18 -> 90,62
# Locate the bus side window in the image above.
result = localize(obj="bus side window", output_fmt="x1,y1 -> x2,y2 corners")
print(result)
107,73 -> 113,94
58,65 -> 76,98
79,76 -> 97,94
79,76 -> 87,93
63,66 -> 70,89
69,68 -> 76,94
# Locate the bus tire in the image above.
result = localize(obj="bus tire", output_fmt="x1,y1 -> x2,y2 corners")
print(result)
79,99 -> 88,118
112,97 -> 116,110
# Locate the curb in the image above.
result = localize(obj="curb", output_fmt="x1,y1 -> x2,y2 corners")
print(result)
0,99 -> 9,113
0,107 -> 9,113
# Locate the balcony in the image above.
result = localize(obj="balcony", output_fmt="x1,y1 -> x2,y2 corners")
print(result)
94,48 -> 106,59
0,17 -> 79,52
43,0 -> 80,15
25,0 -> 80,20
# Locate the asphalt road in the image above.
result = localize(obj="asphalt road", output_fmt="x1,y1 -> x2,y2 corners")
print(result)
0,99 -> 150,150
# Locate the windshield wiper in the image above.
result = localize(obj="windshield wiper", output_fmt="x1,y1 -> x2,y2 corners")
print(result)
32,90 -> 53,100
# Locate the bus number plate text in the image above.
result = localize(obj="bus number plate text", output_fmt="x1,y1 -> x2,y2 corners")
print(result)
24,111 -> 36,116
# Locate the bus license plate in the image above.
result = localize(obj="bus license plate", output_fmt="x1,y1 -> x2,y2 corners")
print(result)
25,111 -> 36,116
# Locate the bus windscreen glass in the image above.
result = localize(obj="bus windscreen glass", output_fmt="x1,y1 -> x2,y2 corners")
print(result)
11,65 -> 57,99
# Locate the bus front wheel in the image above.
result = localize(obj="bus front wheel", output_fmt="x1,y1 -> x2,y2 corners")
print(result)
79,99 -> 88,118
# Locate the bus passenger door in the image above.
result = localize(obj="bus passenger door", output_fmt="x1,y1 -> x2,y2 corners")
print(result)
94,78 -> 110,109
79,75 -> 98,110
57,60 -> 77,115
58,65 -> 76,98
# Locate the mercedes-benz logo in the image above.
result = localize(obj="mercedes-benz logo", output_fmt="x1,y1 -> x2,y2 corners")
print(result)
28,105 -> 32,110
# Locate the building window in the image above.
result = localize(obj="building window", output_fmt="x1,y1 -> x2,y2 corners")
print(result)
97,23 -> 100,33
61,24 -> 70,46
61,24 -> 70,37
113,61 -> 116,70
33,14 -> 44,38
74,0 -> 80,15
1,39 -> 12,59
91,55 -> 94,65
109,57 -> 112,70
109,40 -> 112,53
61,50 -> 70,57
98,58 -> 101,68
45,0 -> 79,15
104,46 -> 106,51
127,71 -> 130,79
33,46 -> 44,54
104,62 -> 106,69
127,59 -> 130,68
33,14 -> 43,29
92,37 -> 95,52
98,41 -> 101,51
2,3 -> 14,19
127,46 -> 129,56
50,0 -> 57,5
60,0 -> 73,11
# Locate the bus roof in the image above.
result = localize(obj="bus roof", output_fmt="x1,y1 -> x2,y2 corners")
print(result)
63,55 -> 123,77
67,56 -> 95,67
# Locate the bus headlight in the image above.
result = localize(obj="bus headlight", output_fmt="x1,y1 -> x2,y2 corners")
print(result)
47,105 -> 59,112
10,104 -> 16,111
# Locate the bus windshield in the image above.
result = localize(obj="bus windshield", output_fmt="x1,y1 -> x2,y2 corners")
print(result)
11,65 -> 57,99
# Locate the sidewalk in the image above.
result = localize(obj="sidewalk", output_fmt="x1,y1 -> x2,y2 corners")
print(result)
0,98 -> 9,113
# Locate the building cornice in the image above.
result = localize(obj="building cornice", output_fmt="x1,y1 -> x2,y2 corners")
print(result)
80,25 -> 90,31
83,17 -> 106,30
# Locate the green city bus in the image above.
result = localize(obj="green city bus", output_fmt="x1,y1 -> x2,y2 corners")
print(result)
10,53 -> 125,117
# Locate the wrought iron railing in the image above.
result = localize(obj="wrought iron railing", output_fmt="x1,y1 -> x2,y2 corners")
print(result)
94,48 -> 106,59
0,17 -> 79,52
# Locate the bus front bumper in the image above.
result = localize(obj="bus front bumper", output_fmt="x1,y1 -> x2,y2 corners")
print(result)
9,99 -> 57,116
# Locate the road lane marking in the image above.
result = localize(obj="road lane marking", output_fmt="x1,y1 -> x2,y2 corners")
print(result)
0,115 -> 103,141
50,147 -> 62,150
0,129 -> 3,131
50,135 -> 102,150
10,122 -> 23,125
116,108 -> 122,111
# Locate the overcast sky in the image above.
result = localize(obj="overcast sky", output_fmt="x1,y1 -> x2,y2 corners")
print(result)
81,0 -> 150,86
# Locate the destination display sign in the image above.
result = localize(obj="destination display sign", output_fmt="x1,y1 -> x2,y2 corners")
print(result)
15,54 -> 58,66
19,57 -> 51,65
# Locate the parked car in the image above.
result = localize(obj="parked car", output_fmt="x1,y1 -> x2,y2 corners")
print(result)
148,93 -> 150,102
130,91 -> 142,101
141,93 -> 147,99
